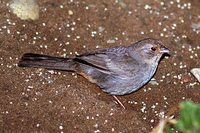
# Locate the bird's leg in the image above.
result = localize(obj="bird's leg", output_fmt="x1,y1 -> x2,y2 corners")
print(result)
113,95 -> 125,109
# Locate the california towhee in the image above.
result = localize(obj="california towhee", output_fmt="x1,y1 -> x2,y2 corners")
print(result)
18,38 -> 169,106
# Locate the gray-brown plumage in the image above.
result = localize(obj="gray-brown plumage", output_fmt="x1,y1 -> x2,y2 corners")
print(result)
18,38 -> 170,95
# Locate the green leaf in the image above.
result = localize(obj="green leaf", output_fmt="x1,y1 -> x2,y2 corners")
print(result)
165,126 -> 175,133
175,101 -> 200,133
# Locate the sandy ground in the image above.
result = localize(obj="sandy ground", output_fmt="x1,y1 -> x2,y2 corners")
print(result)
0,0 -> 200,132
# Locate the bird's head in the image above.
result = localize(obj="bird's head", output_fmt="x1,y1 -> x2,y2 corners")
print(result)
129,38 -> 170,65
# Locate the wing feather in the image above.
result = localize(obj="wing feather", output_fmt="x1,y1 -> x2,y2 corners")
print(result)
75,46 -> 139,78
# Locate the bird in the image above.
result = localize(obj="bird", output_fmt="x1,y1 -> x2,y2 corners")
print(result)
18,38 -> 170,108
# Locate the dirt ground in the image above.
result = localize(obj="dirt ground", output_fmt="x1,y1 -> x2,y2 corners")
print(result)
0,0 -> 200,132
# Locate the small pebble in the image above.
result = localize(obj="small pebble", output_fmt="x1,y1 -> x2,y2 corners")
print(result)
190,68 -> 200,82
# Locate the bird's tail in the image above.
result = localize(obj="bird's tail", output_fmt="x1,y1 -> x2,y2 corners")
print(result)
18,53 -> 77,71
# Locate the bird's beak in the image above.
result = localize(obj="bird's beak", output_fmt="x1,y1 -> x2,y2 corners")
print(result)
160,46 -> 170,53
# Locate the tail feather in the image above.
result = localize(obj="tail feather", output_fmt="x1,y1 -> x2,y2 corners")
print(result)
18,53 -> 76,71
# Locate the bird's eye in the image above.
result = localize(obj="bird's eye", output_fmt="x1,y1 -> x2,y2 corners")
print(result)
151,47 -> 157,51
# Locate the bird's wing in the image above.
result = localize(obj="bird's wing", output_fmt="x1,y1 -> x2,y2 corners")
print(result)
75,46 -> 139,78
